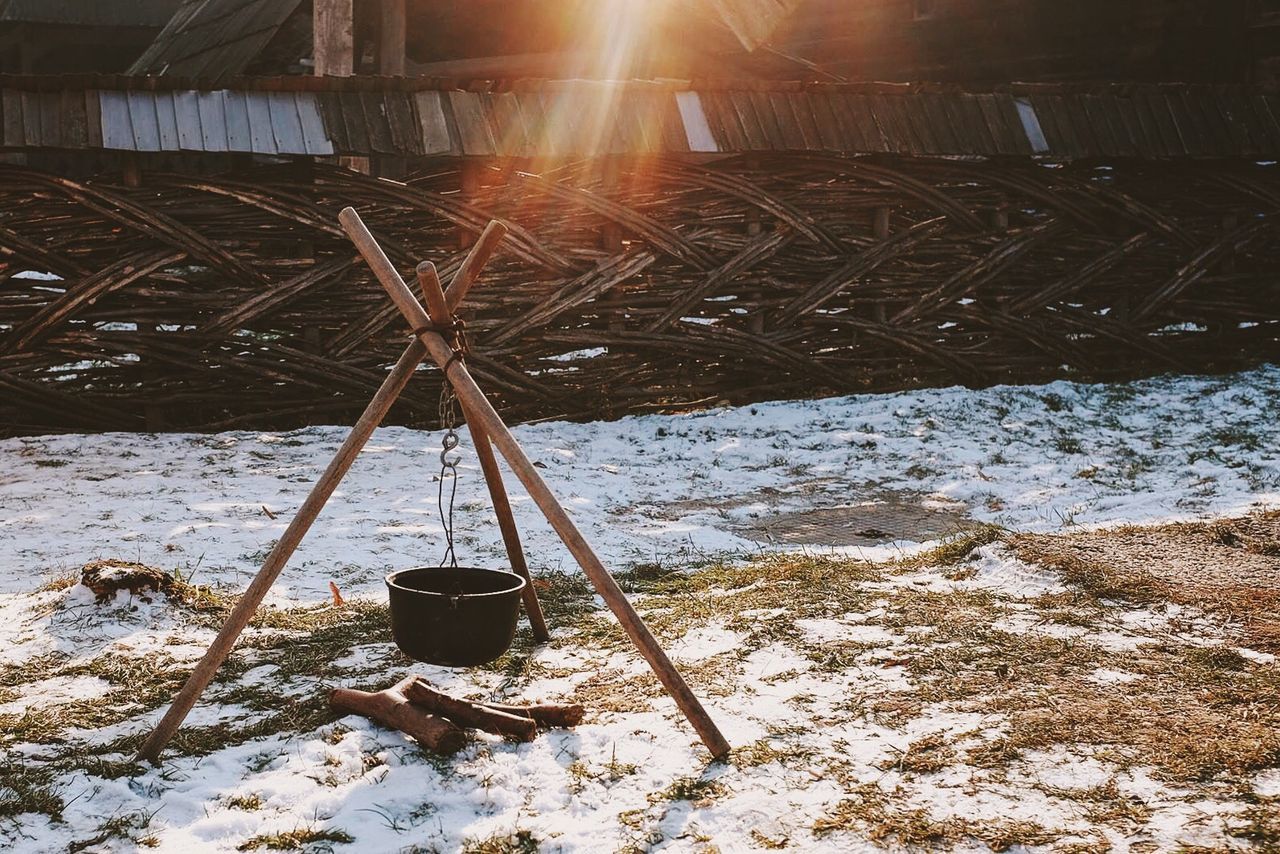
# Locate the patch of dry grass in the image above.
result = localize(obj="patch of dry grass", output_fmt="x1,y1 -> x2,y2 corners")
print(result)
1225,796 -> 1280,846
813,784 -> 1056,851
569,668 -> 659,713
0,758 -> 63,821
877,732 -> 958,775
898,610 -> 1280,782
460,828 -> 540,853
903,524 -> 1006,569
1010,514 -> 1280,653
0,593 -> 393,759
236,826 -> 354,851
1036,779 -> 1153,827
7,512 -> 1280,849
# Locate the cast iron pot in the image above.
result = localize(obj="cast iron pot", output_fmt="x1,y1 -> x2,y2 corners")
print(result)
386,566 -> 526,667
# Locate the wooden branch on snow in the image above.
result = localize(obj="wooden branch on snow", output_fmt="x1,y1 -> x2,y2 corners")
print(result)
401,678 -> 585,739
330,674 -> 586,751
477,699 -> 585,729
329,677 -> 466,755
402,678 -> 538,742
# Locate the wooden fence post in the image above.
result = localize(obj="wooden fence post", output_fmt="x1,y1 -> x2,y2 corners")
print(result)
459,162 -> 483,249
378,0 -> 406,76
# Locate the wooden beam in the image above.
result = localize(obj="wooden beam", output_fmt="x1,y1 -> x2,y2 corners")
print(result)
314,0 -> 354,77
378,0 -> 407,77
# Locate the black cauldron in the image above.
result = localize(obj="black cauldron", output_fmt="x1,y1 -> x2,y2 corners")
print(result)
386,566 -> 526,667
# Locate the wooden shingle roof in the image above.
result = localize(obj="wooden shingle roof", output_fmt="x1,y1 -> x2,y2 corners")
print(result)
702,0 -> 806,51
128,0 -> 302,83
0,0 -> 182,28
3,76 -> 1279,162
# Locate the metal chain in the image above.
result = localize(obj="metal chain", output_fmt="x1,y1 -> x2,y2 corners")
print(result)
433,318 -> 469,569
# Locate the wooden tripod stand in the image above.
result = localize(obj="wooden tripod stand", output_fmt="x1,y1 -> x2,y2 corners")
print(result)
136,210 -> 731,762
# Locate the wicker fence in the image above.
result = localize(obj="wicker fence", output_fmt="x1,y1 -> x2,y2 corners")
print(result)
0,155 -> 1277,435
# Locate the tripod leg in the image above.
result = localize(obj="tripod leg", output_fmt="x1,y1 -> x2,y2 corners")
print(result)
418,262 -> 550,642
136,338 -> 430,762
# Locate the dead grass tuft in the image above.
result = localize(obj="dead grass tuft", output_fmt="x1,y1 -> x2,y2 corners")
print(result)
904,524 -> 1006,568
878,733 -> 957,775
1225,796 -> 1280,846
460,828 -> 540,854
225,793 -> 265,811
649,775 -> 726,808
732,738 -> 814,769
1036,779 -> 1153,827
0,759 -> 63,821
236,826 -> 354,851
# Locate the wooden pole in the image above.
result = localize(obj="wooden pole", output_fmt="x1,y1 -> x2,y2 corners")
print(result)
449,220 -> 508,303
313,0 -> 354,77
136,339 -> 429,762
374,0 -> 407,177
340,207 -> 731,759
873,206 -> 891,324
377,0 -> 406,76
418,259 -> 549,642
314,0 -> 368,174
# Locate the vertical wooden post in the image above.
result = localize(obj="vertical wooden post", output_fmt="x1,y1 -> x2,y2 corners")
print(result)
378,0 -> 407,76
600,158 -> 627,333
873,206 -> 891,240
124,162 -> 160,427
122,154 -> 142,188
746,177 -> 765,334
600,158 -> 624,253
303,326 -> 322,354
315,0 -> 369,174
144,323 -> 165,431
989,204 -> 1009,310
313,0 -> 354,76
459,162 -> 483,249
1222,213 -> 1239,274
375,0 -> 408,178
1211,213 -> 1240,338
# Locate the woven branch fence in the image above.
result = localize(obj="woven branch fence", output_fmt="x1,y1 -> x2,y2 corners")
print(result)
0,155 -> 1277,435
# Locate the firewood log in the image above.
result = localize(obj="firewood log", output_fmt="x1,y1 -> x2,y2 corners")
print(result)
402,678 -> 538,742
477,700 -> 585,729
329,677 -> 466,754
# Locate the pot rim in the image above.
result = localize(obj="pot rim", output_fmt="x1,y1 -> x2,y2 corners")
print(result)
385,565 -> 527,599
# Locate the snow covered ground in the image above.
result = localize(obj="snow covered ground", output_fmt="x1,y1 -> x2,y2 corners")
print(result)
4,366 -> 1278,602
1,366 -> 1278,852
